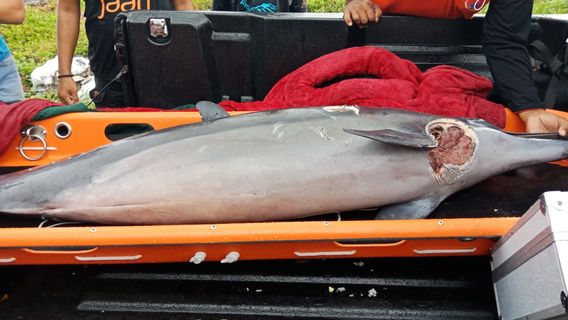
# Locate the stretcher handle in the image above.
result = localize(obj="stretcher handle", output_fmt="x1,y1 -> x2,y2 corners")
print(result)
22,247 -> 98,255
335,239 -> 406,247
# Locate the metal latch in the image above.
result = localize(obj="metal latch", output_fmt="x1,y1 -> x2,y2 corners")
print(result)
541,191 -> 568,213
18,125 -> 48,161
149,18 -> 168,38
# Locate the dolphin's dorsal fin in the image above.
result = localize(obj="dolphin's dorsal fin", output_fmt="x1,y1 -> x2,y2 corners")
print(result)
196,101 -> 230,122
343,128 -> 437,148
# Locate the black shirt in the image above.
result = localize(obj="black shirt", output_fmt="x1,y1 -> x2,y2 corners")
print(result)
213,0 -> 306,13
84,0 -> 174,80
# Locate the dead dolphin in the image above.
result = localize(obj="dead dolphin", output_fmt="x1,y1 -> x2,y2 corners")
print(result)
1,105 -> 567,225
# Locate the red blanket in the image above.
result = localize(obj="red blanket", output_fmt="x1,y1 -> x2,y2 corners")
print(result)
220,46 -> 505,127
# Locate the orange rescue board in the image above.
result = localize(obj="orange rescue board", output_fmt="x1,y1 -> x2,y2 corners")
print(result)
0,108 -> 565,265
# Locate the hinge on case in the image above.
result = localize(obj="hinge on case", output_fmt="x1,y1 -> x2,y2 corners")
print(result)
541,192 -> 568,214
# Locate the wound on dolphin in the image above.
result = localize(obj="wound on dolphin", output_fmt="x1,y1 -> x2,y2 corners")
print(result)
428,125 -> 475,178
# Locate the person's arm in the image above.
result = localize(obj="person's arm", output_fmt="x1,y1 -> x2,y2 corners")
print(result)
482,0 -> 568,135
0,0 -> 25,24
343,0 -> 381,28
56,0 -> 81,105
173,0 -> 195,10
517,109 -> 568,135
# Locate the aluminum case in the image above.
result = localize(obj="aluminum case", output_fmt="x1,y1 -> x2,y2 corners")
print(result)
492,191 -> 568,320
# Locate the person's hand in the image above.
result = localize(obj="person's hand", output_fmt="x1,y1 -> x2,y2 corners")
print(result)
343,0 -> 382,28
518,108 -> 568,136
57,77 -> 79,105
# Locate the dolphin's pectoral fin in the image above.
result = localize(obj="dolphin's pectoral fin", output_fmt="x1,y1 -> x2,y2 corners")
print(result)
343,129 -> 437,148
374,196 -> 442,220
196,101 -> 230,122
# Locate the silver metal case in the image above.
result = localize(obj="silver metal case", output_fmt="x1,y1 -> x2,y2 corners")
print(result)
492,191 -> 568,320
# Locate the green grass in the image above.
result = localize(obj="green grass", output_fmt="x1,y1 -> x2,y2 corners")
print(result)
0,0 -> 567,98
533,0 -> 568,14
307,0 -> 344,13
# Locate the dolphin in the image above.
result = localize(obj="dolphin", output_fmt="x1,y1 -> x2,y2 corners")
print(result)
0,105 -> 567,225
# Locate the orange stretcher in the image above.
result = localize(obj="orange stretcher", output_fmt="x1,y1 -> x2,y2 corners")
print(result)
0,108 -> 565,265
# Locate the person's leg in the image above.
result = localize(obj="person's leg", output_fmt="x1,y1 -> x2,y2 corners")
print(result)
482,0 -> 541,111
212,0 -> 235,11
290,0 -> 307,12
0,54 -> 24,103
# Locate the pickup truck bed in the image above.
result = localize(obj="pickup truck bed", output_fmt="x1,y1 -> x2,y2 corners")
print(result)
2,12 -> 568,319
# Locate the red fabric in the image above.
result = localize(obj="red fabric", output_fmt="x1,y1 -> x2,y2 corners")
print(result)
372,0 -> 489,19
220,46 -> 505,127
0,99 -> 63,155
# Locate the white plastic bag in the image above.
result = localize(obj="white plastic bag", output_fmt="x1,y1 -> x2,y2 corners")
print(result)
30,56 -> 92,100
